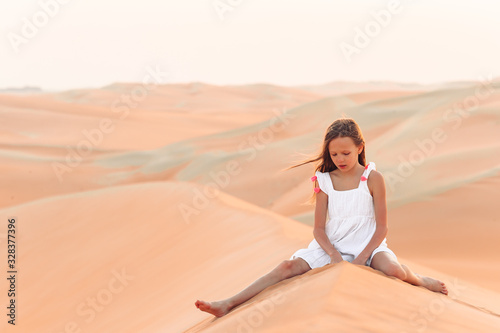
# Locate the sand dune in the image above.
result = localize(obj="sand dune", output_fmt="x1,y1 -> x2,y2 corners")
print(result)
2,81 -> 498,210
188,261 -> 500,333
0,181 -> 312,332
1,80 -> 499,332
1,181 -> 499,332
0,182 -> 500,332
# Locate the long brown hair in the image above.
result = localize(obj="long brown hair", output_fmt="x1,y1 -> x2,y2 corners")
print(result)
282,117 -> 366,205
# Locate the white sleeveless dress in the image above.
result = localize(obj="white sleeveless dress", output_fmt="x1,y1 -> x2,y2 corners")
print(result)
290,161 -> 397,269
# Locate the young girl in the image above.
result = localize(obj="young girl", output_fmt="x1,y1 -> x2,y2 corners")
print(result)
195,118 -> 448,318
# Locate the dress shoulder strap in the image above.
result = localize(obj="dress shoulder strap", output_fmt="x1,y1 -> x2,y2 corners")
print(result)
314,170 -> 331,195
364,161 -> 376,177
359,162 -> 376,192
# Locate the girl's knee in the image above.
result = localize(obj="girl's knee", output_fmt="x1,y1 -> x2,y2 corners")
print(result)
278,260 -> 304,280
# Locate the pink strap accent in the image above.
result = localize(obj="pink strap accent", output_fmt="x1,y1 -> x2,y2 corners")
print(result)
314,187 -> 320,193
311,176 -> 317,182
361,162 -> 373,181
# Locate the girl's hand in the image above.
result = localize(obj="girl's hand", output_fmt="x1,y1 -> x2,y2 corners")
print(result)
329,255 -> 344,265
351,256 -> 368,266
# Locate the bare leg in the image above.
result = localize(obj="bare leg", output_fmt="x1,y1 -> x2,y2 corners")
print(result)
195,258 -> 311,317
370,252 -> 448,295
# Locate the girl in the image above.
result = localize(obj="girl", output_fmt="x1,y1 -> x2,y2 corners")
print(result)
195,117 -> 447,318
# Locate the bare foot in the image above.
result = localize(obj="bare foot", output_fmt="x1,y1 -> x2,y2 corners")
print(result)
416,273 -> 448,295
195,299 -> 232,317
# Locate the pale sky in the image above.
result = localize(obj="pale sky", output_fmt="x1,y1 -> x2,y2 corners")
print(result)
1,0 -> 499,91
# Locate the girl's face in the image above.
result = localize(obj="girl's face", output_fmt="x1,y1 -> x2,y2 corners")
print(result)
328,136 -> 363,171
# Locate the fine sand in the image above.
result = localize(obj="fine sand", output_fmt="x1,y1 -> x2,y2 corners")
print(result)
0,80 -> 499,332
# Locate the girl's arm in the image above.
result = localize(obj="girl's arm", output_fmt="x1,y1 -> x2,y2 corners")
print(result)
353,170 -> 389,265
313,190 -> 344,263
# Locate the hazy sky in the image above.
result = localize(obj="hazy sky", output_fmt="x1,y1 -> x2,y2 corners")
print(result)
1,0 -> 499,91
